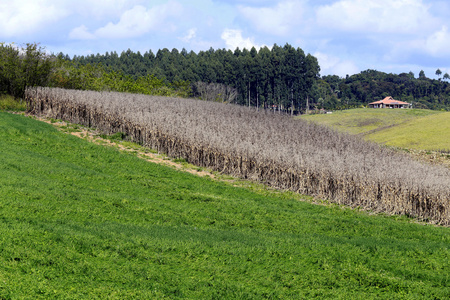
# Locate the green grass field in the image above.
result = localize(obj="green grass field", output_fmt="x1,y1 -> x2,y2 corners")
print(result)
368,112 -> 450,150
1,112 -> 449,299
301,108 -> 450,151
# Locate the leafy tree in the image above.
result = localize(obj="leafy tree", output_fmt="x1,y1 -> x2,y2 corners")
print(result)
443,73 -> 450,81
0,43 -> 54,98
419,70 -> 426,79
304,54 -> 320,112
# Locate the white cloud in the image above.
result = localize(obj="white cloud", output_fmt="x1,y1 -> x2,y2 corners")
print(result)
0,0 -> 68,37
64,1 -> 184,41
317,0 -> 436,35
238,1 -> 307,36
180,28 -> 197,43
213,0 -> 274,5
69,25 -> 96,40
221,29 -> 263,50
332,60 -> 360,77
68,0 -> 142,19
424,26 -> 450,56
314,52 -> 359,77
91,1 -> 183,39
386,25 -> 450,61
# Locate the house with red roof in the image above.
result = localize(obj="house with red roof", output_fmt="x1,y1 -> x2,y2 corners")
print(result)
368,96 -> 411,109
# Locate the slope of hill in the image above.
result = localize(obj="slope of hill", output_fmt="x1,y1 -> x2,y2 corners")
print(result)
1,112 -> 449,298
26,87 -> 450,225
301,108 -> 450,151
367,112 -> 450,150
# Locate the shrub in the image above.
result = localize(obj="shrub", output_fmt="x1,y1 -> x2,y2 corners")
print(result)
0,94 -> 26,111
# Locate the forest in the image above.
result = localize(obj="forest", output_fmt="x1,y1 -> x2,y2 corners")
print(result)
65,44 -> 321,114
68,46 -> 450,111
319,69 -> 450,110
2,42 -> 450,112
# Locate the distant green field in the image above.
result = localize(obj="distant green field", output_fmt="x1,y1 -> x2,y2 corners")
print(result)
368,112 -> 450,150
301,108 -> 450,150
1,112 -> 449,299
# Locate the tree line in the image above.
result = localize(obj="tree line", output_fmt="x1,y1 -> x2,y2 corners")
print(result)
2,42 -> 450,112
68,46 -> 450,111
0,43 -> 190,101
316,69 -> 450,111
0,43 -> 53,99
67,44 -> 321,114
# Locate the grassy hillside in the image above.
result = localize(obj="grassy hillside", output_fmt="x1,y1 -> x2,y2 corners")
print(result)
0,112 -> 449,299
26,88 -> 450,225
367,112 -> 450,150
301,108 -> 450,150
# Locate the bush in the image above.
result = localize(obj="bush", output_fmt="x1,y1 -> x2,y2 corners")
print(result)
0,94 -> 26,111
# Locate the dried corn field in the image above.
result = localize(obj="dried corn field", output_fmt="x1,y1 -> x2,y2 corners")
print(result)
25,87 -> 450,225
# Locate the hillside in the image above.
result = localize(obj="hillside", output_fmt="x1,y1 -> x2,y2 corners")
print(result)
301,108 -> 450,151
367,112 -> 450,151
26,87 -> 450,225
1,112 -> 449,298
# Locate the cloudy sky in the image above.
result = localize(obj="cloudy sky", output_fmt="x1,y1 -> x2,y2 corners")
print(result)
1,0 -> 449,78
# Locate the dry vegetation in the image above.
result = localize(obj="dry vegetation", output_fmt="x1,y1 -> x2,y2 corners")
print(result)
25,87 -> 450,225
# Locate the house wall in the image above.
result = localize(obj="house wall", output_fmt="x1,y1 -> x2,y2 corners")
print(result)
369,103 -> 409,108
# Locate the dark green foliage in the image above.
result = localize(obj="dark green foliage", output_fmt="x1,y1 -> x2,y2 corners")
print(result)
0,42 -> 190,99
4,42 -> 449,111
65,47 -> 450,111
64,44 -> 321,113
1,112 -> 449,298
49,58 -> 191,98
318,69 -> 450,110
0,43 -> 54,98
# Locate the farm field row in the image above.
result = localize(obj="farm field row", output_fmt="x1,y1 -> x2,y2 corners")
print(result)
25,88 -> 450,225
300,108 -> 450,151
1,112 -> 449,298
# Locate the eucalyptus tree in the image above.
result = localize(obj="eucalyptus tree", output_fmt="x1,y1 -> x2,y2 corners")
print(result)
258,46 -> 273,109
304,54 -> 321,112
444,73 -> 450,81
60,43 -> 323,111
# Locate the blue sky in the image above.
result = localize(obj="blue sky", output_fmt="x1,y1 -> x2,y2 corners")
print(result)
1,0 -> 449,78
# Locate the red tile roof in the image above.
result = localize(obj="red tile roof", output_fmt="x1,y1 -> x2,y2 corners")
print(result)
369,96 -> 410,105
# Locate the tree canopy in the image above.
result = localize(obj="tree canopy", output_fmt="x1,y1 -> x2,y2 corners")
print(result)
0,43 -> 53,98
2,42 -> 449,111
68,44 -> 321,113
67,46 -> 450,111
318,69 -> 450,110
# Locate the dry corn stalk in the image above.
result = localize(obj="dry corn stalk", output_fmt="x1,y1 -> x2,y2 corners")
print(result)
25,87 -> 450,225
